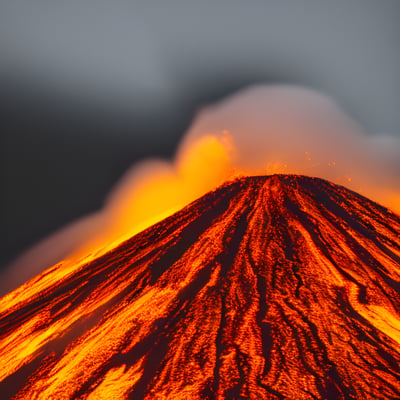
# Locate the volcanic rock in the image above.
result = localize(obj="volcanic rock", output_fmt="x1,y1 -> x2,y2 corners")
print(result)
1,175 -> 400,399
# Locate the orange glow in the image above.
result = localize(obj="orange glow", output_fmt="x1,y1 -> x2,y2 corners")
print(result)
68,132 -> 241,265
112,133 -> 235,234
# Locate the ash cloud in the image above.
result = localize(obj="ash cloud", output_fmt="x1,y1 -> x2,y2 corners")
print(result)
2,85 -> 400,296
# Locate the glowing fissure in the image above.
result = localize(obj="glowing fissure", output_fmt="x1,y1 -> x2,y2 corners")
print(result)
1,175 -> 400,399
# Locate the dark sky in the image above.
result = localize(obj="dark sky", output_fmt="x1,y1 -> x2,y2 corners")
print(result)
1,1 -> 399,269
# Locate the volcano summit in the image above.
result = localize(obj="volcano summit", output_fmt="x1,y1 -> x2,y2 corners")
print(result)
1,175 -> 400,399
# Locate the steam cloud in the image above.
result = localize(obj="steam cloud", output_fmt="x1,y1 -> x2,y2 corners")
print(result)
2,85 -> 400,295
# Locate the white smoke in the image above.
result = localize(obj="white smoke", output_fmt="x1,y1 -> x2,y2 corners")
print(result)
182,85 -> 400,202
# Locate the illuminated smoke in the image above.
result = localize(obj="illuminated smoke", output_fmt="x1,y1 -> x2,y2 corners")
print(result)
2,84 -> 400,295
180,85 -> 400,210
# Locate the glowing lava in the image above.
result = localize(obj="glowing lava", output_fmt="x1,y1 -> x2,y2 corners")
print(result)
1,175 -> 400,399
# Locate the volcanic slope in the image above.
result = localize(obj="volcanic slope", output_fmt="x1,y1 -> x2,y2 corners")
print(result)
1,175 -> 400,399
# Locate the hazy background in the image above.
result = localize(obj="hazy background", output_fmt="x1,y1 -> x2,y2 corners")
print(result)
1,1 -> 399,270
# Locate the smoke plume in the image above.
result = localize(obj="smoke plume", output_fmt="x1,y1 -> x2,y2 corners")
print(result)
2,85 -> 400,295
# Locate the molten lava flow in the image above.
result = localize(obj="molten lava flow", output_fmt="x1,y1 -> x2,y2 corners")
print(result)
1,175 -> 400,399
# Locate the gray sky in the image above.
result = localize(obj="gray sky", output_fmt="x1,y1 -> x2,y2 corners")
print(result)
1,1 -> 399,132
1,0 -> 399,267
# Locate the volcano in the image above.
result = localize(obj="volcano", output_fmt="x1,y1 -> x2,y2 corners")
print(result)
1,175 -> 400,399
